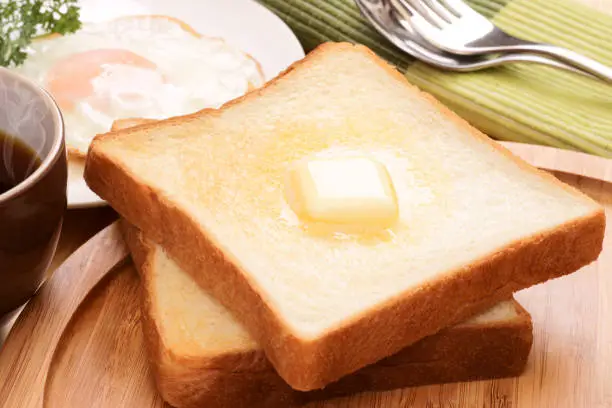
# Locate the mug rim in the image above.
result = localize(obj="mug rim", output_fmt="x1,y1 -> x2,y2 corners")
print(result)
0,67 -> 65,203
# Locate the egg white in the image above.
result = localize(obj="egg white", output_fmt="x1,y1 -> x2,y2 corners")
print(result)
15,16 -> 264,155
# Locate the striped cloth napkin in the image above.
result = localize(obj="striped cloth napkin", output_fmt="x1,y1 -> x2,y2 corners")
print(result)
258,0 -> 612,157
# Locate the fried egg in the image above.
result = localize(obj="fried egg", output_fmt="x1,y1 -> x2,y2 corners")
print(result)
15,16 -> 264,156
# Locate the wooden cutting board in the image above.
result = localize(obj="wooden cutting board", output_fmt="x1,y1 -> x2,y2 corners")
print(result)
0,142 -> 611,408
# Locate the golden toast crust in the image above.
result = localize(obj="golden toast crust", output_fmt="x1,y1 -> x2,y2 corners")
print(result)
122,220 -> 532,408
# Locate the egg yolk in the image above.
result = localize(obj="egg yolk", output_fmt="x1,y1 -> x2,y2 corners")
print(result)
46,49 -> 158,112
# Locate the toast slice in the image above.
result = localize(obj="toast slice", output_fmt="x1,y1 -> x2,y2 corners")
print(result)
86,43 -> 605,390
121,221 -> 533,408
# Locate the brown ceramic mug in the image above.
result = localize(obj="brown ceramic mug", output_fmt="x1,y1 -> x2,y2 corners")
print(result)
0,68 -> 67,322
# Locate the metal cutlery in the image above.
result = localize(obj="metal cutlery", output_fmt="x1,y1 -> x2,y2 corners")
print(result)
389,0 -> 612,82
355,0 -> 601,79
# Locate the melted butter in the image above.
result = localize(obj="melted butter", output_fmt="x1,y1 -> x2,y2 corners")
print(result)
278,140 -> 449,245
284,156 -> 399,229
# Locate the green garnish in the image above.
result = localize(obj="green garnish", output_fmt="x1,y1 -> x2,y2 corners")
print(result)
0,0 -> 81,67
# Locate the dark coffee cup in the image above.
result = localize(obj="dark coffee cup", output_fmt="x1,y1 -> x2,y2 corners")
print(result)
0,68 -> 67,321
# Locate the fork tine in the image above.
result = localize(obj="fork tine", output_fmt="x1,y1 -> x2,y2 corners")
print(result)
389,0 -> 447,29
419,0 -> 457,23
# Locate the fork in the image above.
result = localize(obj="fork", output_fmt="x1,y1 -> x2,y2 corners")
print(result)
390,0 -> 612,82
355,0 -> 601,80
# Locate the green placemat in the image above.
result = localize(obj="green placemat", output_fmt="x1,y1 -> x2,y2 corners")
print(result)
259,0 -> 612,157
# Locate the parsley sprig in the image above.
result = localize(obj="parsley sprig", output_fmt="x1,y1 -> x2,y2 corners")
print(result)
0,0 -> 81,67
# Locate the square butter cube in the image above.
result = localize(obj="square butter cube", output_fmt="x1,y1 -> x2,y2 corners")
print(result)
286,157 -> 399,228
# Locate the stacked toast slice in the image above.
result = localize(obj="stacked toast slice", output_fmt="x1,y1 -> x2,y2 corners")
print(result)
86,43 -> 605,405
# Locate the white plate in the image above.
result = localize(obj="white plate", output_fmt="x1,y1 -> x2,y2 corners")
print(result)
68,0 -> 305,208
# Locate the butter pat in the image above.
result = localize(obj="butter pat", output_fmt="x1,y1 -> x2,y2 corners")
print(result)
286,156 -> 399,228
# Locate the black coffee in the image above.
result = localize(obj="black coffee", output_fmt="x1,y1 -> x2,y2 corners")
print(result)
0,130 -> 41,195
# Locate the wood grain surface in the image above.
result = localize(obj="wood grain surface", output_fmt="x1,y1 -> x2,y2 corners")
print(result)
0,142 -> 610,408
0,222 -> 128,408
